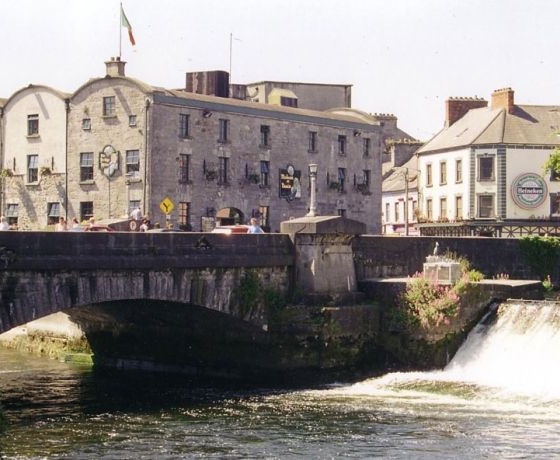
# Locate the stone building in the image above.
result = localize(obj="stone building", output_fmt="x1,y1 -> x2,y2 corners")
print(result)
1,58 -> 388,233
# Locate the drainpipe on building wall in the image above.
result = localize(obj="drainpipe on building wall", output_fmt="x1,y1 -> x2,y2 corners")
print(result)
64,99 -> 70,219
0,106 -> 4,214
143,97 -> 150,215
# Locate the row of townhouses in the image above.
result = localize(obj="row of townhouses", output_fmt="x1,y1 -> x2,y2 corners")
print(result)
382,87 -> 560,237
0,58 -> 416,233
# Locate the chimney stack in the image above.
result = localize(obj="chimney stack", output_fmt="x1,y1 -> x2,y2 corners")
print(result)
491,87 -> 515,114
445,97 -> 488,127
105,57 -> 126,77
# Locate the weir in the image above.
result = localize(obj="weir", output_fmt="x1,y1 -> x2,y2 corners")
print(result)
444,299 -> 560,395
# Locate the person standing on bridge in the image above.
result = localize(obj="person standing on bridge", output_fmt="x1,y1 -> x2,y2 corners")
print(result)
247,217 -> 264,234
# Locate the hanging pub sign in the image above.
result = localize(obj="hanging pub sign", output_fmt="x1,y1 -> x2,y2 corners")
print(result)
279,164 -> 301,201
511,173 -> 547,209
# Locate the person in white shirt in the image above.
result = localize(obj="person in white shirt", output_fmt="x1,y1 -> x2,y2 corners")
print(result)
0,216 -> 9,231
247,217 -> 264,234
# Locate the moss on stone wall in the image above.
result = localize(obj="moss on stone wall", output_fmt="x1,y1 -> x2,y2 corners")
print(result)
0,332 -> 92,364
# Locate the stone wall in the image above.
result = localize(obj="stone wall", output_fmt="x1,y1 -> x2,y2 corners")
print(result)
353,235 -> 550,282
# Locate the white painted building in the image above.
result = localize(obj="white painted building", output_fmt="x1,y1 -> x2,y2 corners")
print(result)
416,88 -> 560,237
0,85 -> 69,228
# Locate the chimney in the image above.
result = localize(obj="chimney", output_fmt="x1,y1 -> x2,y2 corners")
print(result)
186,70 -> 230,98
491,87 -> 515,114
445,97 -> 488,127
105,57 -> 126,77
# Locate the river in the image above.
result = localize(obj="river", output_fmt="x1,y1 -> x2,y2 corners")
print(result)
1,300 -> 560,459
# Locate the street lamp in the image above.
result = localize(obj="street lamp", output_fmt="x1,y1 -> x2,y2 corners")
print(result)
306,163 -> 318,217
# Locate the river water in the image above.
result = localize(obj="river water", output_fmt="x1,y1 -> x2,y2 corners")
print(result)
1,301 -> 560,459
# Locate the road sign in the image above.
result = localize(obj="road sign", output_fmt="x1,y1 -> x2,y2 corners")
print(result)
159,197 -> 174,214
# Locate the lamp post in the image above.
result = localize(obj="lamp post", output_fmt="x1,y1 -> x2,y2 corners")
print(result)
306,163 -> 318,217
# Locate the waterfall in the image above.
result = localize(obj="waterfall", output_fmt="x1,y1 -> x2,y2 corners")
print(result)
444,300 -> 560,397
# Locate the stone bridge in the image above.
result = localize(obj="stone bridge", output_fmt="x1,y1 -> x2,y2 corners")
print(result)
0,231 -> 294,336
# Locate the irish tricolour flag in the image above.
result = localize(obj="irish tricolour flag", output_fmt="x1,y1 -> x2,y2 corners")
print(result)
121,5 -> 136,46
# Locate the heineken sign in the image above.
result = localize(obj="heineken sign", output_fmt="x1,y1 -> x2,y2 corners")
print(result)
511,173 -> 547,209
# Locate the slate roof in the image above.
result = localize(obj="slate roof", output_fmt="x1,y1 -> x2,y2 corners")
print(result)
418,104 -> 560,154
382,156 -> 418,193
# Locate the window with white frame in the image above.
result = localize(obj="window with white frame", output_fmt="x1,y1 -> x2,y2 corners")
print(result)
103,96 -> 116,116
440,161 -> 447,185
426,163 -> 433,186
455,159 -> 462,183
440,197 -> 447,220
126,150 -> 140,176
27,114 -> 39,136
80,152 -> 94,181
6,203 -> 18,226
455,195 -> 463,220
47,202 -> 60,225
478,194 -> 494,218
27,154 -> 39,182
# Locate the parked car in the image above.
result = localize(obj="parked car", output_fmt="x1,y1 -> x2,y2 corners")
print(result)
210,225 -> 250,234
84,225 -> 115,232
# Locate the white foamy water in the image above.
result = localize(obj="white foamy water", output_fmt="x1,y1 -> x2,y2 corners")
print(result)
322,300 -> 560,416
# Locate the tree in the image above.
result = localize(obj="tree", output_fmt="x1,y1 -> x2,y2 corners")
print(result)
543,148 -> 560,178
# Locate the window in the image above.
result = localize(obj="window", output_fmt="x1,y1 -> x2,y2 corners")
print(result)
455,195 -> 463,220
440,197 -> 447,220
82,118 -> 91,130
440,161 -> 447,185
129,200 -> 141,216
478,194 -> 494,218
363,138 -> 371,156
179,154 -> 190,183
80,152 -> 94,181
179,201 -> 190,229
218,156 -> 229,184
337,208 -> 347,218
280,96 -> 297,107
6,203 -> 18,226
308,131 -> 318,152
103,96 -> 116,116
394,202 -> 400,222
179,114 -> 189,138
27,154 -> 39,182
338,135 -> 347,155
551,193 -> 560,216
260,161 -> 269,186
385,203 -> 390,222
126,150 -> 140,176
80,201 -> 94,222
363,169 -> 371,189
27,114 -> 39,136
338,168 -> 346,192
47,202 -> 60,225
426,199 -> 433,220
478,156 -> 494,181
219,119 -> 229,142
426,164 -> 433,186
259,206 -> 270,231
455,159 -> 463,183
129,115 -> 137,127
260,125 -> 270,148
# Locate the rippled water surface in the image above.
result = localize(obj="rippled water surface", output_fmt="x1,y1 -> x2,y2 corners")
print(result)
2,301 -> 560,458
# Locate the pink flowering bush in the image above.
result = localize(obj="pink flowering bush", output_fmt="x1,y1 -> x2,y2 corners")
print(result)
395,265 -> 480,331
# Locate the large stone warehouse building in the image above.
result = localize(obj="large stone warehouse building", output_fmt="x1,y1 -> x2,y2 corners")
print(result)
0,58 -> 415,233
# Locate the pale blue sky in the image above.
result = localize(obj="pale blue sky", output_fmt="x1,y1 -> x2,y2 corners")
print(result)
1,0 -> 558,139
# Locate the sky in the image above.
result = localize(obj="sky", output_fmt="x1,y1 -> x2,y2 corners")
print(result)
1,0 -> 559,140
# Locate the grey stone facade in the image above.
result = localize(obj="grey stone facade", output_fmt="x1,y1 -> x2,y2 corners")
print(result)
1,59 -> 415,234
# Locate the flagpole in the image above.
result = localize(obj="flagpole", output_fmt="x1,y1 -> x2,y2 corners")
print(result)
119,2 -> 122,59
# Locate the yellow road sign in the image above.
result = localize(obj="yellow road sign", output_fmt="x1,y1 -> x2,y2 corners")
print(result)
159,197 -> 174,214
